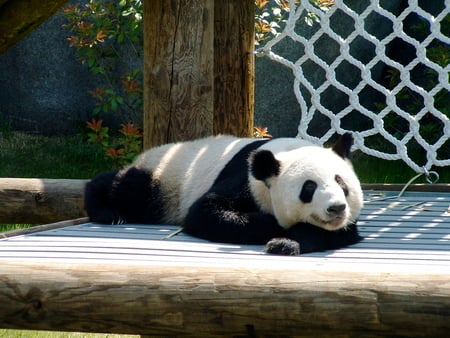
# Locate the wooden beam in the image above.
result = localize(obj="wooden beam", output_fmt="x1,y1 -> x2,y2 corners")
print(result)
0,178 -> 87,224
0,0 -> 68,53
0,260 -> 448,337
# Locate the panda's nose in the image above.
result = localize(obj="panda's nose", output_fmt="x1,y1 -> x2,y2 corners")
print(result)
327,204 -> 346,214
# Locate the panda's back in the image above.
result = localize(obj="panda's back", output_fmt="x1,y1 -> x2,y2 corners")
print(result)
132,135 -> 261,223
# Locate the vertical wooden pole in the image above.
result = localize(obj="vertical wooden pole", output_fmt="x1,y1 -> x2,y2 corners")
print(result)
143,0 -> 214,149
143,0 -> 255,149
214,0 -> 255,137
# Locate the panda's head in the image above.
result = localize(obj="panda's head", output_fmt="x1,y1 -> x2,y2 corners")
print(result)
249,133 -> 363,231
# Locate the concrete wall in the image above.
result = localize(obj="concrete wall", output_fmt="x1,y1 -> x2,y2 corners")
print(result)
0,7 -> 97,135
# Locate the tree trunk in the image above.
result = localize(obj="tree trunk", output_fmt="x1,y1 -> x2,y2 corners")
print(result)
143,0 -> 214,148
143,0 -> 254,149
213,0 -> 254,137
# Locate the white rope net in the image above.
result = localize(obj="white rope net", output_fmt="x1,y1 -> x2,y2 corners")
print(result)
257,0 -> 450,174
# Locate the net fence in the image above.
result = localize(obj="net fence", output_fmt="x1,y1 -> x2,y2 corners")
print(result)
257,0 -> 449,175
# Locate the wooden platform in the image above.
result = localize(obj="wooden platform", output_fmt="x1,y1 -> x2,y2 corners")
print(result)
1,190 -> 449,337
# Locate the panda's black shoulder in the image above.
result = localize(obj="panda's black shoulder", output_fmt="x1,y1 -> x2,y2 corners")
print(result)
209,139 -> 269,194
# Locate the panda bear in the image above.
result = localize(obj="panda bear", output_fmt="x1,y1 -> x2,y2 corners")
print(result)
84,133 -> 364,255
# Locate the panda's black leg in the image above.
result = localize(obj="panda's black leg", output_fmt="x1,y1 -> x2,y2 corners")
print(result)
183,192 -> 285,244
85,167 -> 163,224
84,170 -> 121,224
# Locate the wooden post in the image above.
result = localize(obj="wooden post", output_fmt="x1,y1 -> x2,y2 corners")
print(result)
143,0 -> 214,148
143,0 -> 254,149
214,0 -> 254,137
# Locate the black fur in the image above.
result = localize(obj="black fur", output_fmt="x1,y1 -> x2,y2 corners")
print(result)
264,238 -> 300,256
265,221 -> 362,255
335,174 -> 349,196
332,132 -> 353,159
250,149 -> 280,182
85,167 -> 164,224
299,180 -> 317,203
183,140 -> 286,244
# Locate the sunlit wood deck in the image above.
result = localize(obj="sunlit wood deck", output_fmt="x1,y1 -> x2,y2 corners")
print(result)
1,190 -> 449,337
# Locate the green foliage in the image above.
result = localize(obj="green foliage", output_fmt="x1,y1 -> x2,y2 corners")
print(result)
86,118 -> 142,167
254,0 -> 334,45
62,0 -> 143,123
254,0 -> 291,45
62,0 -> 143,165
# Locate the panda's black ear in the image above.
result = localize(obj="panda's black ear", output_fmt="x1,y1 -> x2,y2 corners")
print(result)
332,133 -> 353,159
250,150 -> 281,181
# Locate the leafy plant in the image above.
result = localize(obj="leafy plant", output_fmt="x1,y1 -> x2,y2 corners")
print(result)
62,0 -> 143,123
86,118 -> 142,167
254,0 -> 334,45
253,126 -> 273,138
62,0 -> 143,165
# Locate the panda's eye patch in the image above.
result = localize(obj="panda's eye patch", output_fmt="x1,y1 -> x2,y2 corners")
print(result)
335,175 -> 349,196
300,180 -> 317,203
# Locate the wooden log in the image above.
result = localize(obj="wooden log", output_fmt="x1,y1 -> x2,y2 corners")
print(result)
143,0 -> 214,148
0,0 -> 68,53
0,260 -> 449,337
0,178 -> 87,224
213,0 -> 255,137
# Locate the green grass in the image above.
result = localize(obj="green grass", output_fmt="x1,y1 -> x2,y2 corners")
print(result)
352,150 -> 449,184
0,132 -> 112,179
0,224 -> 33,232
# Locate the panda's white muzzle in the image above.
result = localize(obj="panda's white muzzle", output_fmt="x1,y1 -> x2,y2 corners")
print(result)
310,203 -> 349,230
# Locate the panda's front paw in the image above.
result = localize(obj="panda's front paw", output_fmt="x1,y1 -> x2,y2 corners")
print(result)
264,238 -> 300,256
